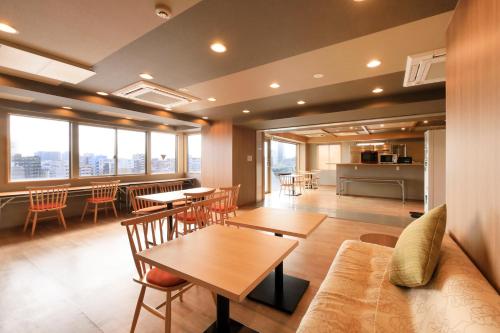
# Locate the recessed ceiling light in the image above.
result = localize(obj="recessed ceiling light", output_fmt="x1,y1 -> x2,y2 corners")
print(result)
210,43 -> 226,53
242,109 -> 250,113
96,91 -> 108,96
350,126 -> 354,130
178,88 -> 189,92
202,116 -> 209,120
270,82 -> 280,89
139,73 -> 154,80
372,87 -> 384,94
62,106 -> 72,110
297,100 -> 306,105
313,73 -> 324,79
367,59 -> 381,68
0,23 -> 18,34
401,127 -> 406,131
125,117 -> 132,120
165,107 -> 172,111
207,97 -> 216,102
380,124 -> 385,127
423,120 -> 429,124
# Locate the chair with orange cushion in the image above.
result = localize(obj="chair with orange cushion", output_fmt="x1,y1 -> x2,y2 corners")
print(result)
81,180 -> 120,224
209,191 -> 231,225
24,184 -> 70,236
218,184 -> 240,218
121,207 -> 193,333
129,184 -> 166,215
176,188 -> 216,234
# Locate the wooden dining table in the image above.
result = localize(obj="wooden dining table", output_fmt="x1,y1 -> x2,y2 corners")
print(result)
137,224 -> 298,333
226,207 -> 327,313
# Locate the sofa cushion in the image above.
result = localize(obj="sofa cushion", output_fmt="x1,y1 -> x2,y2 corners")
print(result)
376,236 -> 500,333
297,240 -> 393,333
389,204 -> 447,287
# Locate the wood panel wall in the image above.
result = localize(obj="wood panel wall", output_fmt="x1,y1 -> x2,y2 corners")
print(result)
232,126 -> 256,205
201,121 -> 257,205
447,0 -> 500,291
201,121 -> 233,188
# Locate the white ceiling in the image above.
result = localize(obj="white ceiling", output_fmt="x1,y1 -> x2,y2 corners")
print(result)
0,0 -> 201,66
174,11 -> 452,113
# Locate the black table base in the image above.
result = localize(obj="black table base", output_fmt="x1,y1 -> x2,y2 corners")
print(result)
204,295 -> 258,333
247,270 -> 309,314
247,233 -> 309,314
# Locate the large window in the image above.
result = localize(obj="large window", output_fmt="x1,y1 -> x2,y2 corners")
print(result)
79,125 -> 116,177
187,134 -> 201,173
9,115 -> 70,181
117,129 -> 146,175
317,144 -> 341,170
151,132 -> 176,174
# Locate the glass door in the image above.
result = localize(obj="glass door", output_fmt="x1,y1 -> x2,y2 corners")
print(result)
270,140 -> 297,192
264,140 -> 271,193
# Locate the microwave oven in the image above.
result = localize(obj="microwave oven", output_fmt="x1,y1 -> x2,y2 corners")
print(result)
379,154 -> 398,164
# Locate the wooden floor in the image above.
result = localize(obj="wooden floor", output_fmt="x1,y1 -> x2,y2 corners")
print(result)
0,187 -> 419,332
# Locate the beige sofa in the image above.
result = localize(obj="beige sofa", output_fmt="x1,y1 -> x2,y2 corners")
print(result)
297,235 -> 500,333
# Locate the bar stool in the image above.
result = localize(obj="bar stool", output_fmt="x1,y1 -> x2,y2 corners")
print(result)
81,180 -> 120,224
24,184 -> 70,236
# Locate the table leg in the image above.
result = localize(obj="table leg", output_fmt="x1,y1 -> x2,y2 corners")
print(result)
204,294 -> 257,333
166,202 -> 174,240
247,233 -> 309,313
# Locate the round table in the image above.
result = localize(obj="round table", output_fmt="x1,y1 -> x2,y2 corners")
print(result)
360,233 -> 398,248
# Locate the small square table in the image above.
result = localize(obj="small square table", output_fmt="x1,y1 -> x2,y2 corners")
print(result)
226,207 -> 327,313
137,225 -> 298,333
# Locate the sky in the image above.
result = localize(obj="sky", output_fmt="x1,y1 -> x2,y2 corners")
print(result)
10,115 -> 69,155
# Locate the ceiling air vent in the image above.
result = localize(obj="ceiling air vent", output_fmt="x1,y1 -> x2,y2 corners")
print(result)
113,81 -> 199,108
403,48 -> 446,87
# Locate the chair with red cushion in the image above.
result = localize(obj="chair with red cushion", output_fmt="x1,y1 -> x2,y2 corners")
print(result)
24,184 -> 70,236
81,180 -> 120,224
218,184 -> 241,218
176,188 -> 215,234
121,207 -> 193,333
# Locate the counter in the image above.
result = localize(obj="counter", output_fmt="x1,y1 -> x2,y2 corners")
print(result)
336,163 -> 424,200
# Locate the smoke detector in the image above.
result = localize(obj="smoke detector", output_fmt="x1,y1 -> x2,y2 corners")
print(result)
155,4 -> 171,19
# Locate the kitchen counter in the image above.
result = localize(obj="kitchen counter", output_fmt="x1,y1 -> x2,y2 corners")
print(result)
336,163 -> 424,200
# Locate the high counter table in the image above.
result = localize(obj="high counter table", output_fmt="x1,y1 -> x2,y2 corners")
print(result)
336,163 -> 424,201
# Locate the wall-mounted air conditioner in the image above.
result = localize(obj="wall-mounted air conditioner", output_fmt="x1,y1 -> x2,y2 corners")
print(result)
403,48 -> 446,87
113,81 -> 199,109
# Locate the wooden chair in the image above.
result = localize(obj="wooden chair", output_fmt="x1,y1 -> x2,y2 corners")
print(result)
294,175 -> 305,195
215,184 -> 240,219
157,181 -> 186,208
279,174 -> 294,196
311,170 -> 321,189
121,207 -> 193,333
81,180 -> 120,224
129,184 -> 166,215
24,184 -> 69,236
157,181 -> 183,193
208,192 -> 230,225
176,189 -> 216,234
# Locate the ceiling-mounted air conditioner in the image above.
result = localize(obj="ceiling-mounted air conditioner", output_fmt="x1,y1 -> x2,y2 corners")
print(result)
403,48 -> 446,87
113,81 -> 199,109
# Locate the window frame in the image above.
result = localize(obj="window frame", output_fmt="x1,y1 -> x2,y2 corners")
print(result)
186,133 -> 202,174
150,131 -> 178,175
7,113 -> 72,183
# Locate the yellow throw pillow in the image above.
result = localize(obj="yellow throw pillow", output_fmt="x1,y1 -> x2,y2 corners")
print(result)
389,204 -> 447,287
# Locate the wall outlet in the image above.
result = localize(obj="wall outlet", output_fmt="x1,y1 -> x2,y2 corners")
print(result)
247,155 -> 253,162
